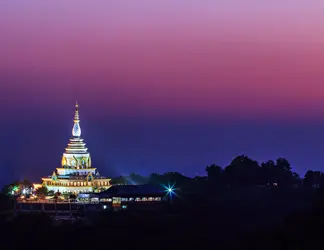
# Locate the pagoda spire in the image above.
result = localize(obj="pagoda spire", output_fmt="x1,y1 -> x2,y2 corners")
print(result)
74,101 -> 79,121
72,101 -> 81,137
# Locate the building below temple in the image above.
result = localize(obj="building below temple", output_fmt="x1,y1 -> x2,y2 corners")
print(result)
38,102 -> 111,193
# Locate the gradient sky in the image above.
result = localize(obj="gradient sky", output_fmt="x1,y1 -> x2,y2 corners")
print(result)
1,1 -> 324,185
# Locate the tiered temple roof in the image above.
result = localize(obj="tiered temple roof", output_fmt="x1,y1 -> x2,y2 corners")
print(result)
39,102 -> 111,193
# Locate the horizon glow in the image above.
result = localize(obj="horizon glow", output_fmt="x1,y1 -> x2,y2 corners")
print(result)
1,1 -> 324,121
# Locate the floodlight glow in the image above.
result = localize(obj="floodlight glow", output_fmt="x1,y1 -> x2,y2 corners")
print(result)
162,183 -> 176,196
161,183 -> 178,204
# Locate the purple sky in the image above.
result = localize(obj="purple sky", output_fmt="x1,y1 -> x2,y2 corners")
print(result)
1,1 -> 324,184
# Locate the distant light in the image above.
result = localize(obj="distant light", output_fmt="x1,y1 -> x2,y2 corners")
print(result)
162,183 -> 176,196
103,205 -> 107,209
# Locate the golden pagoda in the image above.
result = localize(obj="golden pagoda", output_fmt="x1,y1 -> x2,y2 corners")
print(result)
40,102 -> 111,193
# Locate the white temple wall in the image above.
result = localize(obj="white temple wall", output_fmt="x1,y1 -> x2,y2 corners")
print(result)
56,168 -> 95,175
47,186 -> 93,193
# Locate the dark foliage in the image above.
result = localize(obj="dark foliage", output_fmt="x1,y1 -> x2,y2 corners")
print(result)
2,155 -> 324,249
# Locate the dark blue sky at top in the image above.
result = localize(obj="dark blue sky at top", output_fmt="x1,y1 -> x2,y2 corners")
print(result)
1,102 -> 324,186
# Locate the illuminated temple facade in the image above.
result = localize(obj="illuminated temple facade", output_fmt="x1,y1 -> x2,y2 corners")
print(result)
40,102 -> 111,193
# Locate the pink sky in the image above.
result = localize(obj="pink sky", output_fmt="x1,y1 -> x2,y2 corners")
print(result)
1,0 -> 324,120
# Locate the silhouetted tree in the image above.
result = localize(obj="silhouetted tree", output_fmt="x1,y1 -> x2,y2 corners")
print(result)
275,158 -> 296,187
260,160 -> 276,185
260,158 -> 299,187
129,173 -> 149,185
162,172 -> 189,185
304,170 -> 323,188
205,164 -> 224,186
292,172 -> 301,186
148,172 -> 191,195
1,184 -> 13,195
224,155 -> 261,187
276,158 -> 292,172
148,173 -> 163,186
110,176 -> 128,185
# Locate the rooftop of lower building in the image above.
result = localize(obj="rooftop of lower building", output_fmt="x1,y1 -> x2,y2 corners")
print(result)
98,184 -> 165,198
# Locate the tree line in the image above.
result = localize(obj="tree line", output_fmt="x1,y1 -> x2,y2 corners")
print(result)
2,155 -> 324,196
112,155 -> 322,189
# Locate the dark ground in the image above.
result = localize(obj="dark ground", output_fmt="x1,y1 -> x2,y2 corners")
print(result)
1,187 -> 323,249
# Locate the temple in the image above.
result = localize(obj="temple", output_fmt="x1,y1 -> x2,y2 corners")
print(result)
40,102 -> 111,193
